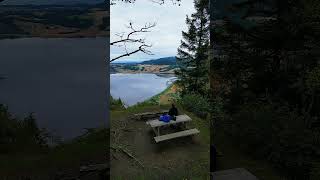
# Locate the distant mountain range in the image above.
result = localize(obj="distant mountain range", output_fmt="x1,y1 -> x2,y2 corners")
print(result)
110,57 -> 178,74
140,57 -> 177,65
0,0 -> 106,5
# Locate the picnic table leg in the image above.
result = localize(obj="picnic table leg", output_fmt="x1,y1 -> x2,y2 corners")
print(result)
152,127 -> 157,135
181,122 -> 187,130
157,127 -> 160,136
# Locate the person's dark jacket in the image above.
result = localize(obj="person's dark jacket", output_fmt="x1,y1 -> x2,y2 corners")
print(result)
168,106 -> 178,117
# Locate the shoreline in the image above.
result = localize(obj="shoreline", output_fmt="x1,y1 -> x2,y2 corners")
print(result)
110,72 -> 176,76
0,34 -> 108,40
125,82 -> 177,108
111,74 -> 177,108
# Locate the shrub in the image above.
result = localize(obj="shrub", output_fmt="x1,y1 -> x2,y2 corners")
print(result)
0,105 -> 48,153
110,96 -> 125,110
179,93 -> 210,118
228,103 -> 320,179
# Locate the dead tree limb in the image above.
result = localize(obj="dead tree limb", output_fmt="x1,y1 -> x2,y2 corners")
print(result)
110,22 -> 155,62
111,145 -> 144,168
110,44 -> 153,62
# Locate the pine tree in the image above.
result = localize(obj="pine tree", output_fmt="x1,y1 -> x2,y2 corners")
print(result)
176,0 -> 210,95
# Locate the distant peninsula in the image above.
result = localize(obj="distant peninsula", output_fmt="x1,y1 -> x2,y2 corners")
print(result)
0,3 -> 108,39
110,57 -> 178,74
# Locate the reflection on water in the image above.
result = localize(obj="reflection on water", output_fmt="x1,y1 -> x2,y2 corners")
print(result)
110,73 -> 176,106
0,38 -> 108,140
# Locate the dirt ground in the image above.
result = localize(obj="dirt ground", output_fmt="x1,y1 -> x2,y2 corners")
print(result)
110,107 -> 210,180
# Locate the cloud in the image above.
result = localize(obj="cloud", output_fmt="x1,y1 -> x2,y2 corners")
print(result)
111,0 -> 195,62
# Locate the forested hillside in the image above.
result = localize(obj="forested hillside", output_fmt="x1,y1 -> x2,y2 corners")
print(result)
0,3 -> 108,39
210,0 -> 320,179
141,57 -> 177,65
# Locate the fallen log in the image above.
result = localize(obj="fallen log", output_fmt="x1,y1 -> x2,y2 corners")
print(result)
111,145 -> 144,168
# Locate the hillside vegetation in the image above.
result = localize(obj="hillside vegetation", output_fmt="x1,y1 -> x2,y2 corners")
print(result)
110,57 -> 178,74
140,57 -> 177,65
0,4 -> 108,39
0,104 -> 108,179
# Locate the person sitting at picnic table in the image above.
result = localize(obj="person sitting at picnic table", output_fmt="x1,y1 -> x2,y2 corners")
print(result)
159,104 -> 179,122
168,104 -> 178,120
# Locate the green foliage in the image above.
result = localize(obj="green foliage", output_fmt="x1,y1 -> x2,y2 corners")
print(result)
121,64 -> 140,71
179,93 -> 210,119
0,7 -> 97,36
211,0 -> 320,179
39,13 -> 94,29
0,105 -> 48,154
306,65 -> 320,92
226,103 -> 319,179
110,96 -> 125,110
141,57 -> 176,65
0,127 -> 109,177
176,0 -> 210,96
310,162 -> 320,180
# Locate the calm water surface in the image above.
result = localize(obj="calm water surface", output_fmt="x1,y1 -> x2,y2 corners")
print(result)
110,73 -> 176,106
0,38 -> 108,140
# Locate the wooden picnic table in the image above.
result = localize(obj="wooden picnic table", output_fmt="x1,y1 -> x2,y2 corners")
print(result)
146,114 -> 200,143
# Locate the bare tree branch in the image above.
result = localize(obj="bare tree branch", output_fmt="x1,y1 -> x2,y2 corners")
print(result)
110,22 -> 156,46
110,22 -> 156,62
110,44 -> 153,62
109,0 -> 182,62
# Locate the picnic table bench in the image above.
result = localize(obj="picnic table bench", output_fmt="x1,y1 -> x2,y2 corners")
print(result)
146,114 -> 200,143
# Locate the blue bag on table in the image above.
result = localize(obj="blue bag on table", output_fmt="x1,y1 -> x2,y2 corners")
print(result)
159,114 -> 171,123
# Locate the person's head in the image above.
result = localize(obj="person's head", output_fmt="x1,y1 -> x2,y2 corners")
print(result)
172,104 -> 175,108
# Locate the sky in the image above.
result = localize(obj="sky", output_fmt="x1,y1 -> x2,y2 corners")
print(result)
110,0 -> 195,62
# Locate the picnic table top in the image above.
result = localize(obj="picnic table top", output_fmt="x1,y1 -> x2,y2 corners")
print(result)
146,114 -> 192,128
134,110 -> 168,116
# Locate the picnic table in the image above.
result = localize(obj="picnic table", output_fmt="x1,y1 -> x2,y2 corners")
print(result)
146,114 -> 200,143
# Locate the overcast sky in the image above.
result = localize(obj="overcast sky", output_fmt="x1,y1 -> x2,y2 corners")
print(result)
111,0 -> 195,62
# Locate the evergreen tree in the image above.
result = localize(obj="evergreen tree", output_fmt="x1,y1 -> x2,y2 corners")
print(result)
176,0 -> 210,95
211,0 -> 320,178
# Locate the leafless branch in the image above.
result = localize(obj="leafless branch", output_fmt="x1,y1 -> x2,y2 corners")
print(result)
110,22 -> 156,62
109,0 -> 182,62
110,44 -> 153,62
110,22 -> 156,46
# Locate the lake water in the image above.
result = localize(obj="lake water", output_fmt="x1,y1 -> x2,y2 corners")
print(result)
0,38 -> 108,140
110,73 -> 176,106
